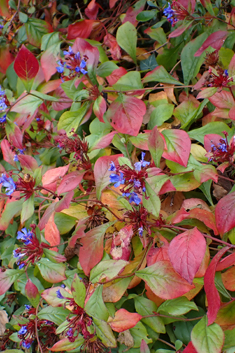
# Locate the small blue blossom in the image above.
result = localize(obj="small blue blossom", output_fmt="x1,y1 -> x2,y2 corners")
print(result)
110,172 -> 125,187
60,284 -> 66,288
17,228 -> 33,245
0,174 -> 16,195
13,155 -> 19,162
22,341 -> 31,349
0,85 -> 5,96
19,263 -> 25,269
108,161 -> 116,172
80,68 -> 88,75
0,114 -> 6,123
66,328 -> 74,337
123,192 -> 141,205
18,149 -> 25,154
224,70 -> 229,77
36,117 -> 41,121
63,46 -> 74,56
56,289 -> 64,299
18,326 -> 27,335
0,24 -> 3,29
74,52 -> 80,60
56,61 -> 65,74
80,59 -> 86,69
25,305 -> 31,310
218,143 -> 228,152
134,152 -> 150,171
138,227 -> 144,236
0,97 -> 7,111
133,179 -> 141,188
75,66 -> 80,73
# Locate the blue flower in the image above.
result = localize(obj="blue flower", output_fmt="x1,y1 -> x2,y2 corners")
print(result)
0,114 -> 6,123
218,143 -> 227,152
138,227 -> 143,236
0,174 -> 16,195
224,69 -> 229,77
108,161 -> 116,172
74,52 -> 80,60
25,305 -> 31,310
56,61 -> 65,74
66,328 -> 74,337
0,24 -> 3,29
17,228 -> 33,245
18,149 -> 25,155
110,172 -> 125,187
60,284 -> 66,288
56,289 -> 64,299
19,263 -> 25,269
80,59 -> 86,68
0,85 -> 5,96
134,152 -> 150,171
63,46 -> 74,56
13,155 -> 19,162
163,2 -> 177,25
80,68 -> 88,75
133,179 -> 141,188
0,97 -> 7,111
18,326 -> 27,335
22,341 -> 31,349
123,192 -> 141,205
75,66 -> 80,73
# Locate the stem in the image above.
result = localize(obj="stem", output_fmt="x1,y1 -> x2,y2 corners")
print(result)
218,174 -> 235,184
35,301 -> 43,353
157,338 -> 176,350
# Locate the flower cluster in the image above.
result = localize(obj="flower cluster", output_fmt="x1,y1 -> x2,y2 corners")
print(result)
109,152 -> 150,205
18,319 -> 57,350
208,132 -> 235,164
13,148 -> 25,162
56,46 -> 88,79
206,68 -> 233,88
56,290 -> 94,342
13,228 -> 47,269
0,174 -> 16,195
0,85 -> 7,123
163,1 -> 189,26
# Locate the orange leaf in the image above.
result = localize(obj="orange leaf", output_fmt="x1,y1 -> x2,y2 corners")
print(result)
108,308 -> 142,332
45,212 -> 60,251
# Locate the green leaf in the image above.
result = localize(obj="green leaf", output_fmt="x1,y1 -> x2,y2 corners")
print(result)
136,9 -> 158,21
0,269 -> 24,295
50,336 -> 84,351
224,328 -> 235,350
158,297 -> 198,316
142,181 -> 160,218
25,18 -> 52,47
90,259 -> 128,283
2,350 -> 24,353
30,90 -> 59,102
188,122 -> 231,144
145,27 -> 166,44
93,317 -> 117,348
191,316 -> 224,353
57,103 -> 89,136
140,54 -> 158,71
19,11 -> 28,23
181,32 -> 208,85
71,274 -> 86,308
113,72 -> 143,91
0,199 -> 24,231
117,22 -> 137,64
134,297 -> 165,333
41,32 -> 60,51
85,285 -> 109,321
38,306 -> 70,326
21,195 -> 34,224
37,258 -> 66,283
11,94 -> 43,114
129,321 -> 152,348
96,62 -> 119,77
143,66 -> 183,85
148,103 -> 174,128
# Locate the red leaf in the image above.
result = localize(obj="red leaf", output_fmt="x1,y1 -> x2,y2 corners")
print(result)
147,236 -> 169,266
229,106 -> 235,120
194,31 -> 228,57
41,47 -> 58,82
45,212 -> 60,252
67,20 -> 94,39
106,95 -> 146,136
109,0 -> 118,8
162,129 -> 191,167
91,131 -> 117,150
215,192 -> 235,235
103,34 -> 122,60
122,1 -> 145,26
140,340 -> 150,353
93,96 -> 107,122
42,165 -> 69,187
216,252 -> 235,271
52,87 -> 72,111
229,53 -> 235,76
169,23 -> 192,38
168,227 -> 207,284
85,0 -> 99,19
182,341 -> 198,353
204,134 -> 222,152
0,45 -> 14,74
57,171 -> 84,196
107,67 -> 128,85
221,266 -> 235,291
204,246 -> 230,325
178,0 -> 196,13
148,126 -> 164,167
14,45 -> 39,81
1,140 -> 17,167
25,279 -> 39,299
18,155 -> 38,172
79,223 -> 112,275
72,38 -> 99,70
108,308 -> 142,332
94,154 -> 123,199
8,124 -> 23,149
208,90 -> 234,109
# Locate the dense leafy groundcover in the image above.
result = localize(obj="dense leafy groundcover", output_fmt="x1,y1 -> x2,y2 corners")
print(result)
2,0 -> 235,352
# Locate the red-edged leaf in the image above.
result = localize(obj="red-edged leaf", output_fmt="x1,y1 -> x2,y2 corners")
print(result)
108,309 -> 142,332
221,266 -> 235,291
0,45 -> 14,74
37,258 -> 66,283
168,227 -> 207,284
208,90 -> 234,109
52,87 -> 72,111
122,1 -> 145,26
94,154 -> 123,199
79,222 -> 112,276
215,299 -> 235,326
50,336 -> 84,351
204,246 -> 230,325
57,171 -> 84,195
103,34 -> 122,61
14,45 -> 39,81
162,129 -> 191,167
169,22 -> 193,38
182,341 -> 199,353
229,53 -> 235,76
148,126 -> 164,168
204,134 -> 222,152
93,96 -> 107,122
45,212 -> 60,252
136,260 -> 194,299
41,287 -> 72,307
178,0 -> 196,13
140,340 -> 150,353
110,0 -> 118,8
18,155 -> 38,172
194,31 -> 228,57
216,252 -> 235,271
25,279 -> 40,307
42,165 -> 69,187
85,0 -> 99,19
67,20 -> 94,39
147,235 -> 170,266
107,67 -> 128,85
72,37 -> 99,70
215,192 -> 235,235
91,131 -> 117,150
1,140 -> 17,167
0,269 -> 22,295
106,95 -> 146,136
8,124 -> 23,149
41,46 -> 58,82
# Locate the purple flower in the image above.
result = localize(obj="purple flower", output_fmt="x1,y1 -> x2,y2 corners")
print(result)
56,61 -> 65,74
18,263 -> 25,269
0,24 -> 3,29
0,85 -> 5,96
22,341 -> 31,349
18,326 -> 27,335
224,70 -> 229,77
81,68 -> 88,75
108,161 -> 116,171
0,114 -> 6,123
74,52 -> 80,60
123,192 -> 141,205
138,227 -> 143,236
13,155 -> 19,162
66,328 -> 74,337
25,305 -> 31,310
56,289 -> 64,299
63,46 -> 74,56
133,179 -> 141,188
75,66 -> 80,73
60,284 -> 66,288
18,149 -> 25,154
110,172 -> 125,187
0,174 -> 16,195
134,152 -> 150,171
17,228 -> 33,245
0,97 -> 7,111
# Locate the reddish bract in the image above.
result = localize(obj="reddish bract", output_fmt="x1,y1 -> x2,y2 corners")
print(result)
14,45 -> 39,81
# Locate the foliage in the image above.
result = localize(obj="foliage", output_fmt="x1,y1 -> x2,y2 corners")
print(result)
0,0 -> 235,352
